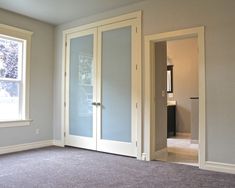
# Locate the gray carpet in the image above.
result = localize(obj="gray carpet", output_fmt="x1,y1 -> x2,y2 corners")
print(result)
0,147 -> 234,188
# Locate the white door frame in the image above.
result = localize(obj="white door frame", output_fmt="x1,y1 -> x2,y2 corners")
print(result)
144,27 -> 206,168
61,11 -> 142,159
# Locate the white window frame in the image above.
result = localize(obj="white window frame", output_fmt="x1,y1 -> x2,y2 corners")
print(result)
0,24 -> 33,127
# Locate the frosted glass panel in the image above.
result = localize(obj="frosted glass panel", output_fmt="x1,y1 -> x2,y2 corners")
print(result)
69,35 -> 93,137
101,26 -> 132,142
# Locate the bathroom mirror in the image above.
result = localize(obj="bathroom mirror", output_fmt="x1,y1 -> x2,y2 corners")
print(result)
167,65 -> 173,93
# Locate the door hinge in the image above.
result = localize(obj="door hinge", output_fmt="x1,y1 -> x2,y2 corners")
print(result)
64,132 -> 66,137
64,72 -> 67,77
136,64 -> 138,70
136,103 -> 138,108
64,102 -> 66,107
65,41 -> 67,47
136,141 -> 138,147
136,27 -> 138,33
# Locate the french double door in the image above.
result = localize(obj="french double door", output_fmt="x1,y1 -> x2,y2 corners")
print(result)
65,20 -> 138,157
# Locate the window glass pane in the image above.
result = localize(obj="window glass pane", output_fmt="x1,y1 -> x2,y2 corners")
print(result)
0,81 -> 20,120
0,36 -> 23,79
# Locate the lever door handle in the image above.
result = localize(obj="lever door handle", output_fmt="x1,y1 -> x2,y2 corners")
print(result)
92,102 -> 97,105
96,102 -> 101,106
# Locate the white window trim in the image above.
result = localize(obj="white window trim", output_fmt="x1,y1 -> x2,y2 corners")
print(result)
0,119 -> 33,128
0,24 -> 33,127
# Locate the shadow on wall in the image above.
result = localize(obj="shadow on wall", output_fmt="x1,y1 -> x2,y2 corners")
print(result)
176,105 -> 191,133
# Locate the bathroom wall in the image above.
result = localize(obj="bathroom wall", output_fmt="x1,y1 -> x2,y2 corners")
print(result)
167,38 -> 199,133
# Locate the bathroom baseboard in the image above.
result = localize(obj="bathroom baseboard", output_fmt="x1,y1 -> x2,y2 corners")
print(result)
176,132 -> 191,137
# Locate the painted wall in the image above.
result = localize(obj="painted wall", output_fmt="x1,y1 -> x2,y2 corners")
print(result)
54,0 -> 235,164
167,38 -> 199,133
0,9 -> 54,146
155,42 -> 167,151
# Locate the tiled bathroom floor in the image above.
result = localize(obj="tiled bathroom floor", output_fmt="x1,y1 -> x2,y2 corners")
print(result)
156,135 -> 199,166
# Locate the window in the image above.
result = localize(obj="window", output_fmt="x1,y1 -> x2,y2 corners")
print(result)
0,24 -> 32,127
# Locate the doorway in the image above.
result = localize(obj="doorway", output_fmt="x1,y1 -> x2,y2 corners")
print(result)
166,38 -> 199,166
144,27 -> 205,168
63,16 -> 141,157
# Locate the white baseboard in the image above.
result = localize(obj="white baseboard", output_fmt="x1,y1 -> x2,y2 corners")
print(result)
176,132 -> 191,137
203,161 -> 235,174
154,148 -> 168,160
53,140 -> 64,147
141,153 -> 147,161
0,140 -> 54,155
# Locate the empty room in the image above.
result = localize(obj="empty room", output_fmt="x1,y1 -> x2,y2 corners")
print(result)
0,0 -> 235,187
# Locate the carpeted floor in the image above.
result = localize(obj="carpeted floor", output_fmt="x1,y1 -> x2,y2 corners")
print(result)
0,147 -> 234,188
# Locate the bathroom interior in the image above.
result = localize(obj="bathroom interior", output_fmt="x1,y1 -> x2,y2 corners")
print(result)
155,37 -> 199,166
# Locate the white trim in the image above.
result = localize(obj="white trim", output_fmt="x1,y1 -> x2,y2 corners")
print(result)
144,27 -> 206,169
0,24 -> 33,36
141,153 -> 147,160
0,119 -> 32,128
135,12 -> 142,160
63,11 -> 141,35
0,24 -> 32,122
53,140 -> 65,147
0,140 -> 53,155
203,161 -> 235,174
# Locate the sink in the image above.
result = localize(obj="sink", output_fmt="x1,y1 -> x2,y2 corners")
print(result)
167,100 -> 176,106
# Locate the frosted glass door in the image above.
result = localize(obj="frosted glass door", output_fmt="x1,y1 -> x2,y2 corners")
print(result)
97,21 -> 137,157
101,27 -> 131,142
65,20 -> 137,157
65,28 -> 97,150
69,35 -> 93,137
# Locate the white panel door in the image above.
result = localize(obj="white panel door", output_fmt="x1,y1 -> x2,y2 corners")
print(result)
65,20 -> 138,157
96,20 -> 138,157
65,28 -> 97,150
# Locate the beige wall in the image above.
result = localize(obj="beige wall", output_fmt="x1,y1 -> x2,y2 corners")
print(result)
167,38 -> 198,133
155,42 -> 167,151
54,0 -> 235,164
0,9 -> 54,146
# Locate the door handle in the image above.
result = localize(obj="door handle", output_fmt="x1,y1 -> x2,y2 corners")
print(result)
92,102 -> 101,106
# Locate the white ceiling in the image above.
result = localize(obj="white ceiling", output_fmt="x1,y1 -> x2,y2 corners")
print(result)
0,0 -> 145,25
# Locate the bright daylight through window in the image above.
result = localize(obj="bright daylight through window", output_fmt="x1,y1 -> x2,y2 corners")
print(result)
0,36 -> 24,120
0,24 -> 32,125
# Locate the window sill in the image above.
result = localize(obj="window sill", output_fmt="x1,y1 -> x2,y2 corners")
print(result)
0,119 -> 33,128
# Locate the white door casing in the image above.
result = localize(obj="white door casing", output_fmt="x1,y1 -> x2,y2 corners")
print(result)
63,12 -> 141,158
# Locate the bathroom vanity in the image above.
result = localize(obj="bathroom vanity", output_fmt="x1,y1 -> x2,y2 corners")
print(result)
167,101 -> 176,138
